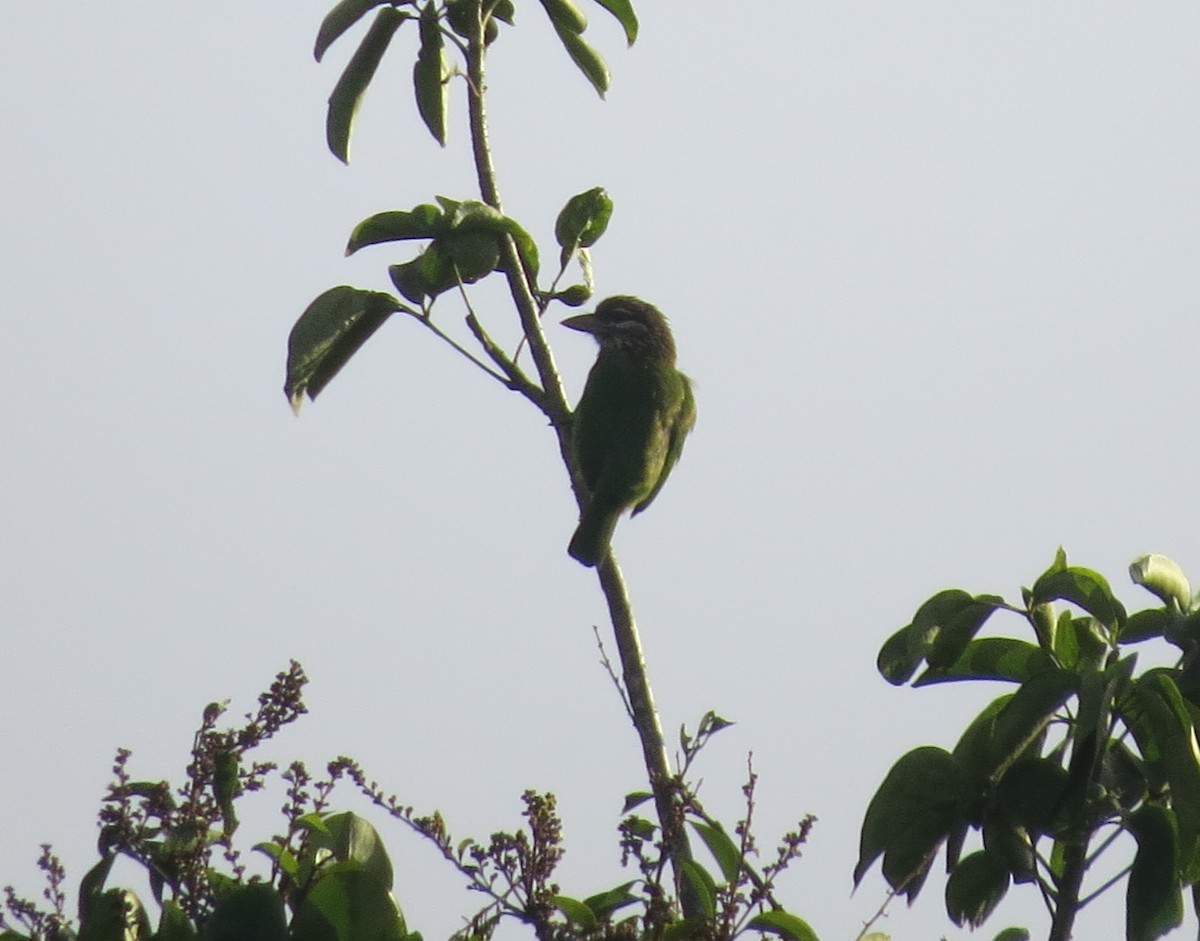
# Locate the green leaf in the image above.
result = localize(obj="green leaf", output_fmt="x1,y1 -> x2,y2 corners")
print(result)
945,850 -> 1010,929
78,854 -> 115,923
285,287 -> 400,412
690,821 -> 741,883
78,889 -> 152,941
1121,608 -> 1174,644
991,929 -> 1031,941
927,596 -> 1004,669
203,884 -> 286,941
289,862 -> 406,941
389,244 -> 456,304
552,284 -> 592,307
745,910 -> 819,941
1130,554 -> 1192,612
982,817 -> 1035,883
315,0 -> 399,61
539,0 -> 587,33
554,187 -> 613,265
1030,564 -> 1126,631
1127,805 -> 1183,941
1124,672 -> 1200,880
677,859 -> 717,918
550,896 -> 596,930
326,6 -> 408,163
156,900 -> 197,941
985,669 -> 1076,774
877,623 -> 925,686
914,638 -> 1056,686
590,0 -> 637,45
581,883 -> 638,919
414,2 -> 448,146
855,746 -> 973,902
621,791 -> 652,813
550,21 -> 609,97
314,813 -> 395,890
346,205 -> 445,254
253,842 -> 300,878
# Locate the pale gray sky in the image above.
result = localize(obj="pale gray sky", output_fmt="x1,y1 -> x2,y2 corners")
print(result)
5,3 -> 1200,939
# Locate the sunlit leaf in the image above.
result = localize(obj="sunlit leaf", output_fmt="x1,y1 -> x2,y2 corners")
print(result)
1130,554 -> 1191,612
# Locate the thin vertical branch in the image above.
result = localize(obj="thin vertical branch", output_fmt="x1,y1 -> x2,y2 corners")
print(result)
462,2 -> 698,917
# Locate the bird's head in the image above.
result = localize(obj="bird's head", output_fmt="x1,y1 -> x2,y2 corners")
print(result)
561,295 -> 676,362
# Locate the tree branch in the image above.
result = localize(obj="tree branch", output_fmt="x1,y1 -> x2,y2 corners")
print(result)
462,0 -> 699,917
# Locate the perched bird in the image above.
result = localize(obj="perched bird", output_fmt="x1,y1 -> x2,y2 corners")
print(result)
563,296 -> 696,567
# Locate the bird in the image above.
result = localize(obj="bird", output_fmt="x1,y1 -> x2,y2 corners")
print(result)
562,296 -> 696,567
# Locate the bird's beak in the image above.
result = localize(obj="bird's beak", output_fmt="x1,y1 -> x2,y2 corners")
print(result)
561,313 -> 599,334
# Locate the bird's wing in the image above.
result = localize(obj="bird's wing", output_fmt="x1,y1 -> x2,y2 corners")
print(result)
632,373 -> 696,516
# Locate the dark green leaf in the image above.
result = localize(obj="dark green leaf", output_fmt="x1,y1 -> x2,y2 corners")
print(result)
952,693 -> 1014,777
1121,609 -> 1174,644
550,22 -> 609,97
690,821 -> 741,883
156,901 -> 197,941
986,669 -> 1076,775
677,859 -> 717,918
285,287 -> 400,411
289,862 -> 406,941
590,0 -> 637,45
855,746 -> 973,902
915,638 -> 1056,687
204,884 -> 286,941
1030,565 -> 1126,631
316,0 -> 401,61
1127,805 -> 1183,941
927,597 -> 1004,669
581,882 -> 638,919
745,910 -> 819,941
326,6 -> 408,163
490,0 -> 516,24
945,850 -> 1010,929
79,889 -> 152,941
995,758 -> 1068,836
550,896 -> 595,930
1124,672 -> 1200,880
877,623 -> 925,686
78,855 -> 115,924
982,817 -> 1035,883
389,243 -> 458,304
347,205 -> 445,254
991,929 -> 1031,941
621,791 -> 652,813
414,2 -> 447,146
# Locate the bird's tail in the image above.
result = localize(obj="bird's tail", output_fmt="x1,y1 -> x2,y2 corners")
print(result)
568,505 -> 620,567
